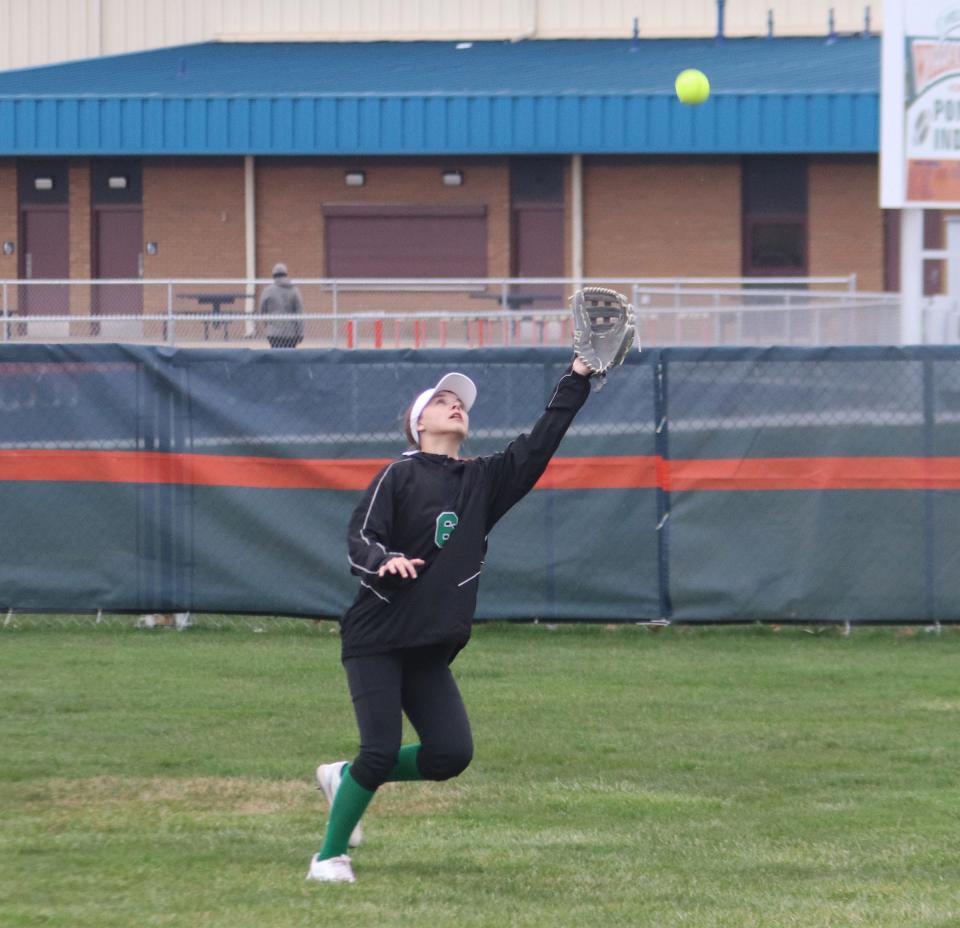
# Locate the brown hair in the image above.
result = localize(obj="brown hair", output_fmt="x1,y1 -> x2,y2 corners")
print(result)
401,401 -> 418,447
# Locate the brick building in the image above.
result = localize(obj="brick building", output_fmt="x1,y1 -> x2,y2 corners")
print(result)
0,36 -> 888,324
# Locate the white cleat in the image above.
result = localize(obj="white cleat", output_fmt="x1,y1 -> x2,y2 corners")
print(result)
305,853 -> 355,883
316,761 -> 363,848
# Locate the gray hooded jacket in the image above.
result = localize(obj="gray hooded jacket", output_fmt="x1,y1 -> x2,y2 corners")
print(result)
259,275 -> 304,340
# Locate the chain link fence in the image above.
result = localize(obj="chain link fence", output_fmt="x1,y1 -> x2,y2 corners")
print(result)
1,344 -> 958,630
659,348 -> 960,623
0,346 -> 655,624
0,276 -> 910,348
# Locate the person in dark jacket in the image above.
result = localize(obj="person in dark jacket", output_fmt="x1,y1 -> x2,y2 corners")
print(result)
259,263 -> 304,348
306,356 -> 595,883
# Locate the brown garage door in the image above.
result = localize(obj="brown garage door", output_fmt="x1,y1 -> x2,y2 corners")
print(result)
323,205 -> 487,277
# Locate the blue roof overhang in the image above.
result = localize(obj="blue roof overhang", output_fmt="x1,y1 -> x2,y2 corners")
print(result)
0,39 -> 880,156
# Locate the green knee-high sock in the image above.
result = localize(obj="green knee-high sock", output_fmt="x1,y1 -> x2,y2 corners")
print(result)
342,745 -> 423,785
318,747 -> 423,859
317,769 -> 374,860
386,744 -> 423,781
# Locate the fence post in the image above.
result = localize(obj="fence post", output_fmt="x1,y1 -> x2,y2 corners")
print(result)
653,351 -> 673,622
923,357 -> 936,622
2,281 -> 8,342
332,280 -> 339,348
166,281 -> 174,345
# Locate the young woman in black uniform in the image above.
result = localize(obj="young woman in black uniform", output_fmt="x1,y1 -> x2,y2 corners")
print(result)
307,356 -> 594,882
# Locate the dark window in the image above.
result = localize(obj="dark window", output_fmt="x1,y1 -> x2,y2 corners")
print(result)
923,209 -> 944,295
924,209 -> 944,249
510,157 -> 564,203
323,205 -> 487,277
746,220 -> 806,270
18,159 -> 69,205
742,157 -> 807,276
91,159 -> 143,205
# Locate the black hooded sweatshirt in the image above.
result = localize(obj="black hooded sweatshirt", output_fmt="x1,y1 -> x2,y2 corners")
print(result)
340,365 -> 591,660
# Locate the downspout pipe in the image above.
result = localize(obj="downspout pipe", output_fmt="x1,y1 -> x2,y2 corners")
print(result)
244,155 -> 256,336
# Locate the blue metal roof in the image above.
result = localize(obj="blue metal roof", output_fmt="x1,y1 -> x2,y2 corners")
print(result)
0,38 -> 880,156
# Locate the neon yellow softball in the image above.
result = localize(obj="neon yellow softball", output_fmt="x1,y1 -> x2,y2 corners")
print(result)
675,69 -> 710,105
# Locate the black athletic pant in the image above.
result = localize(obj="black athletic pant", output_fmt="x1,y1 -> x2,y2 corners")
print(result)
343,644 -> 474,792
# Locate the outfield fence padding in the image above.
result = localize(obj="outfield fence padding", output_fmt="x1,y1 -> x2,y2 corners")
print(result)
1,344 -> 958,624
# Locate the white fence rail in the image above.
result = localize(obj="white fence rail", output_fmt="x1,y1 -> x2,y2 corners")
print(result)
0,275 -> 915,348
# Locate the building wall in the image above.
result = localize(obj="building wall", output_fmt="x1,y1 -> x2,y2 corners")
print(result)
67,160 -> 91,333
0,159 -> 16,286
255,160 -> 325,281
255,157 -> 511,283
141,155 -> 511,282
143,158 -> 246,279
0,0 -> 883,70
583,157 -> 743,278
0,155 -> 888,329
808,157 -> 884,291
131,156 -> 512,317
141,158 -> 245,316
68,160 -> 91,320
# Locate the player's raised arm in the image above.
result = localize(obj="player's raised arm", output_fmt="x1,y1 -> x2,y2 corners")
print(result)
481,361 -> 592,529
481,288 -> 636,529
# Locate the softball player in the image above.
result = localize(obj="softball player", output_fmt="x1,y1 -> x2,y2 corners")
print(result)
307,356 -> 594,882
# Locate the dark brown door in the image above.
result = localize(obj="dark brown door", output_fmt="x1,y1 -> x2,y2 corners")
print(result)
94,206 -> 143,315
20,207 -> 69,316
512,203 -> 565,307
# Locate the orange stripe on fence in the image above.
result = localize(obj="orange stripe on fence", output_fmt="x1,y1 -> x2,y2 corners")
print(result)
534,456 -> 660,489
0,450 -> 387,490
665,456 -> 960,491
1,450 -> 959,492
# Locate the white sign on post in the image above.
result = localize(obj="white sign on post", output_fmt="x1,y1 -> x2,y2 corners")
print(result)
882,0 -> 960,207
882,0 -> 960,344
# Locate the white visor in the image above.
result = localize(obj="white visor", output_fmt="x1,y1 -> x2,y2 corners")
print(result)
409,372 -> 477,446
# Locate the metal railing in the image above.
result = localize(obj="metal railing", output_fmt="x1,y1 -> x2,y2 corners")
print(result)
0,275 -> 912,348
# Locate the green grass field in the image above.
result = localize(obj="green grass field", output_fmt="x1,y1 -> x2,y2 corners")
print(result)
2,620 -> 960,927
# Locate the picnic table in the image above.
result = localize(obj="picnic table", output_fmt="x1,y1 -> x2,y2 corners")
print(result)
176,292 -> 252,340
469,291 -> 538,310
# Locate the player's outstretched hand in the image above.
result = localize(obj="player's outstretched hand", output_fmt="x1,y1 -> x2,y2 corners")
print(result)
378,556 -> 426,579
572,357 -> 593,377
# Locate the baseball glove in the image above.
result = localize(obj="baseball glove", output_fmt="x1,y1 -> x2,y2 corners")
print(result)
571,287 -> 637,383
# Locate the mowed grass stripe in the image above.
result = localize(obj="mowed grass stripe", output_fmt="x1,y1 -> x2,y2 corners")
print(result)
1,623 -> 959,927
